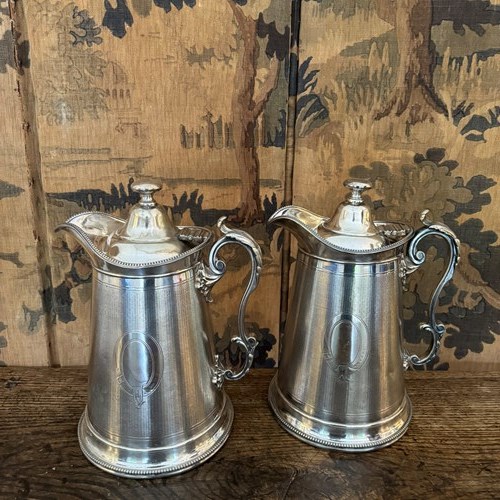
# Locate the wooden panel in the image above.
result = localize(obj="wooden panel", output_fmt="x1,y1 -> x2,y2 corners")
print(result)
293,0 -> 500,370
0,5 -> 50,365
21,0 -> 291,366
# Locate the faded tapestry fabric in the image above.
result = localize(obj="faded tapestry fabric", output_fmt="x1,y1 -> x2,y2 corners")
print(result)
293,0 -> 500,370
0,0 -> 498,370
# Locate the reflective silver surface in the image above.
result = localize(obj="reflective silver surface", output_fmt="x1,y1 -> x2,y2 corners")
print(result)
56,184 -> 262,477
269,181 -> 460,451
320,179 -> 386,249
96,181 -> 189,264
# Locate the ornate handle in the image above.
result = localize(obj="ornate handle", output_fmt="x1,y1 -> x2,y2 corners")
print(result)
196,217 -> 262,388
403,210 -> 460,367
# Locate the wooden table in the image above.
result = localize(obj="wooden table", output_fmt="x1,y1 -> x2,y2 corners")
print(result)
0,369 -> 499,499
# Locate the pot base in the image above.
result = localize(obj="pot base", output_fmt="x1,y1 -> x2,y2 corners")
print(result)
78,394 -> 233,478
268,375 -> 412,452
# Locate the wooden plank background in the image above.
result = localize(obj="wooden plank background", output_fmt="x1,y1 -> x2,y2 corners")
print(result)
0,0 -> 499,370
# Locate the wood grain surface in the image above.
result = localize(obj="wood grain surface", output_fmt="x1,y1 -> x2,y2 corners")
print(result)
0,368 -> 498,499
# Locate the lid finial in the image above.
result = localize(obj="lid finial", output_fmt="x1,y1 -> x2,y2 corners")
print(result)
132,181 -> 161,209
344,179 -> 372,206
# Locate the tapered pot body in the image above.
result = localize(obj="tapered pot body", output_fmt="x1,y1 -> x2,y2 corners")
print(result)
57,184 -> 263,477
269,250 -> 411,451
79,266 -> 232,478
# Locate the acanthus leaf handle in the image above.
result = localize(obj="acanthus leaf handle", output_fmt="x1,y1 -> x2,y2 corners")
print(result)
196,217 -> 262,388
403,210 -> 460,367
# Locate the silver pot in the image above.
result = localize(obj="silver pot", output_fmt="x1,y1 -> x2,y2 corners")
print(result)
268,180 -> 460,451
56,182 -> 262,477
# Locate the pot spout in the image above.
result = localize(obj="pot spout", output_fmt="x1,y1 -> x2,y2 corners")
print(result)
55,212 -> 124,268
269,206 -> 329,254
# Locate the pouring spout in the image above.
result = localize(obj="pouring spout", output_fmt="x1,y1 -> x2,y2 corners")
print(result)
55,212 -> 125,268
55,222 -> 101,268
269,206 -> 329,254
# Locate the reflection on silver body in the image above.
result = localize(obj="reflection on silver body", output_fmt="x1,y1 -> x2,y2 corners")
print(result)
56,182 -> 262,477
269,180 -> 460,451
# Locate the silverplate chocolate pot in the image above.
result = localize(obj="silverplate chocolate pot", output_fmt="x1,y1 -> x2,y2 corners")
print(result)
268,180 -> 460,451
56,181 -> 262,477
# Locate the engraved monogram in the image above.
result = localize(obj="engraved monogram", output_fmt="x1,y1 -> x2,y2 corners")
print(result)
115,333 -> 164,408
324,314 -> 369,381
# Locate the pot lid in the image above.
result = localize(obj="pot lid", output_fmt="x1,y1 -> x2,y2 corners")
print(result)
99,181 -> 189,264
318,179 -> 386,250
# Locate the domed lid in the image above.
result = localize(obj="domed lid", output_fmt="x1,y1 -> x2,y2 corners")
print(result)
318,179 -> 386,250
98,181 -> 189,264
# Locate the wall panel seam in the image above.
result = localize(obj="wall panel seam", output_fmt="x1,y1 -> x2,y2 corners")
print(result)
279,0 -> 302,342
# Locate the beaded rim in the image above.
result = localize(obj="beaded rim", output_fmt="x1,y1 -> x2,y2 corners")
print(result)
58,211 -> 213,269
268,381 -> 412,452
78,402 -> 234,478
270,205 -> 414,255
